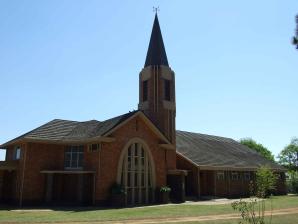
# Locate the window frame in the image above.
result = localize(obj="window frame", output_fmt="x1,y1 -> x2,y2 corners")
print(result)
120,142 -> 153,205
88,143 -> 101,152
13,146 -> 21,160
142,80 -> 148,102
231,172 -> 239,181
64,145 -> 84,170
164,79 -> 171,101
244,172 -> 251,181
216,171 -> 225,180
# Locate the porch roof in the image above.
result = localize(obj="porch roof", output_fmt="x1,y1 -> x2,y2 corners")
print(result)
40,170 -> 95,174
0,160 -> 18,170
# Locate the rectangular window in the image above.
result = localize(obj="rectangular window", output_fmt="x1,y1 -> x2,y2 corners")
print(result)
13,146 -> 21,160
142,80 -> 148,102
244,172 -> 251,181
217,171 -> 225,180
64,145 -> 84,169
164,79 -> 171,101
88,143 -> 101,152
231,172 -> 239,181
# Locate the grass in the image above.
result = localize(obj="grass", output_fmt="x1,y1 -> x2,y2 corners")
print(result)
0,195 -> 297,223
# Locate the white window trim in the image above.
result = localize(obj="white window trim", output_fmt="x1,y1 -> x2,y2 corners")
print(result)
231,172 -> 239,181
244,172 -> 251,181
116,138 -> 156,205
64,146 -> 84,170
216,171 -> 225,180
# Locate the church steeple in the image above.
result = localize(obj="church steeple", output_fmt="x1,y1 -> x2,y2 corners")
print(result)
139,14 -> 176,144
144,14 -> 169,67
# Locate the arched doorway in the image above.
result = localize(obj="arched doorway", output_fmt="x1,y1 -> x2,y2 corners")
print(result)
117,139 -> 155,205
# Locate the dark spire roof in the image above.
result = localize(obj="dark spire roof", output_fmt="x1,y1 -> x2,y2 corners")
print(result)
144,13 -> 169,67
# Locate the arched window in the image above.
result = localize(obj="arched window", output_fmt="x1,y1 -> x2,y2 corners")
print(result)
118,140 -> 155,205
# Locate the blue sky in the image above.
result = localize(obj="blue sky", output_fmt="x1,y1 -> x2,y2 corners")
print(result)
0,0 -> 297,160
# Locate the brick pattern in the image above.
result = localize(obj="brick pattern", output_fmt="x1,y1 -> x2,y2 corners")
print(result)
139,66 -> 176,144
1,115 -> 174,205
95,116 -> 172,202
177,154 -> 287,198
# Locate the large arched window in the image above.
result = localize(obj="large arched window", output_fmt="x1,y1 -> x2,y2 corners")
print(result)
117,139 -> 155,205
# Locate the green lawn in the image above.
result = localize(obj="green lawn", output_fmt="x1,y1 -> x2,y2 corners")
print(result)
0,195 -> 297,223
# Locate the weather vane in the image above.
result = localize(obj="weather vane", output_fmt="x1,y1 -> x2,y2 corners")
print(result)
153,6 -> 160,14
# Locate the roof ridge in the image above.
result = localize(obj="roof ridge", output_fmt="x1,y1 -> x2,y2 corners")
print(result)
177,130 -> 235,142
100,110 -> 138,123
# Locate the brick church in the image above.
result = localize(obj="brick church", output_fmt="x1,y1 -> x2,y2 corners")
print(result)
0,14 -> 286,206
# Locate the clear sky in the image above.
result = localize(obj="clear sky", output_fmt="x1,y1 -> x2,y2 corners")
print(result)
0,0 -> 297,160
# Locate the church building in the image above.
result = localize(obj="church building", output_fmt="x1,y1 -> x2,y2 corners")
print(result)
0,14 -> 286,206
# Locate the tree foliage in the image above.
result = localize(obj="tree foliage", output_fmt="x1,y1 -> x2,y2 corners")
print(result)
240,138 -> 275,162
278,137 -> 298,171
255,166 -> 277,198
286,170 -> 298,194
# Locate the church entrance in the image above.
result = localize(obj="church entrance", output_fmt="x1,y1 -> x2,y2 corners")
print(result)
118,140 -> 155,206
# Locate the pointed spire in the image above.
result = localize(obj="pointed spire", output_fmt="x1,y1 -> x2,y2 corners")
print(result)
144,13 -> 169,67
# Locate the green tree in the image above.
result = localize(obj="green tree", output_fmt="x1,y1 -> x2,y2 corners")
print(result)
278,137 -> 298,171
240,138 -> 275,162
255,166 -> 277,198
286,170 -> 298,194
278,137 -> 298,194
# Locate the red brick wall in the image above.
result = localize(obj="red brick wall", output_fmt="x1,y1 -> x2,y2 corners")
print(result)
4,145 -> 25,203
21,142 -> 100,204
2,115 -> 174,205
21,143 -> 64,203
95,116 -> 174,202
139,67 -> 176,144
176,154 -> 286,198
176,154 -> 199,197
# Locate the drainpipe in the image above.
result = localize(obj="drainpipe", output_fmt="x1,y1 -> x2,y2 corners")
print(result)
19,144 -> 27,207
197,167 -> 201,199
94,145 -> 101,205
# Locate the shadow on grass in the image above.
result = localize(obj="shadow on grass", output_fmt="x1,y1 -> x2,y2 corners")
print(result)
0,202 -> 177,212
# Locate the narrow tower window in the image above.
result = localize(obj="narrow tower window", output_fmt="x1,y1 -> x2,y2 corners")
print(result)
13,146 -> 21,160
164,79 -> 171,101
142,80 -> 148,102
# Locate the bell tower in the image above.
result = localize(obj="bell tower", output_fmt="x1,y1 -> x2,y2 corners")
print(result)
138,14 -> 176,144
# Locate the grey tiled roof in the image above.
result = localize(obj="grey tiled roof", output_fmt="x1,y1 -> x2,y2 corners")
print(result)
1,112 -> 285,171
1,111 -> 138,147
176,130 -> 285,170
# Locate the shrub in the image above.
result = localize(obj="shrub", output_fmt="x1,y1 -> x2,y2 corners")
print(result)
255,166 -> 277,198
160,186 -> 171,193
231,166 -> 276,223
231,198 -> 272,224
